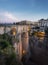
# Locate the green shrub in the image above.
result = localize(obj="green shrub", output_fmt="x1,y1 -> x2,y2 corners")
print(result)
0,40 -> 10,49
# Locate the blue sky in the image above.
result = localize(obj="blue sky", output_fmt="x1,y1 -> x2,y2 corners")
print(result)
0,0 -> 48,23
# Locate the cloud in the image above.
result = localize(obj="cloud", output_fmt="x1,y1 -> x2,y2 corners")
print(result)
0,11 -> 18,23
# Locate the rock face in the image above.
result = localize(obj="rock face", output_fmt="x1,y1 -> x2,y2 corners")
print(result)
28,33 -> 48,65
11,26 -> 30,59
21,32 -> 30,58
0,27 -> 4,34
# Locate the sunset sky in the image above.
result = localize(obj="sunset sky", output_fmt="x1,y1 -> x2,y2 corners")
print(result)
0,0 -> 48,23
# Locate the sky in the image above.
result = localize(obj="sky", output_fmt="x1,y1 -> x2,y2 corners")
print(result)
0,0 -> 48,23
